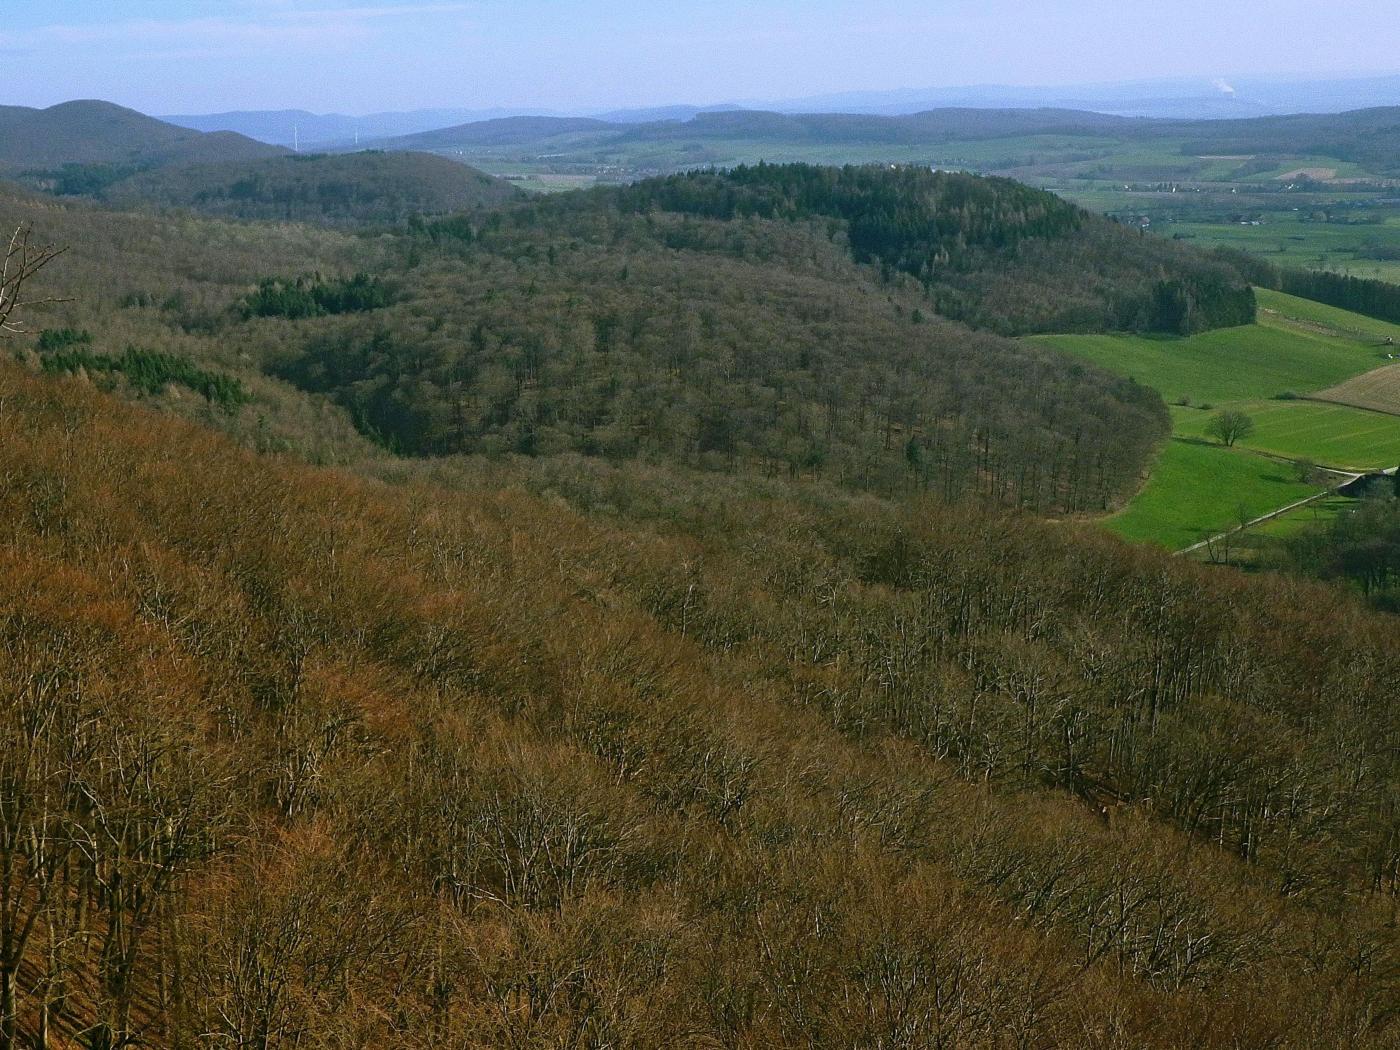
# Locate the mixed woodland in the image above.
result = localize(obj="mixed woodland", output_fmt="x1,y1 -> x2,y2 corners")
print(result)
2,165 -> 1219,513
5,147 -> 1400,1048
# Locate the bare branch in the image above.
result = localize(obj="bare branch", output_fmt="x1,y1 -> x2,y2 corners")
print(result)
0,223 -> 70,336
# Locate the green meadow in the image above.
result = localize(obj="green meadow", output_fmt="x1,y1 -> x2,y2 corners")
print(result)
1250,493 -> 1355,539
1104,438 -> 1320,550
1033,289 -> 1395,405
1035,325 -> 1372,405
1042,289 -> 1400,548
1170,401 -> 1400,470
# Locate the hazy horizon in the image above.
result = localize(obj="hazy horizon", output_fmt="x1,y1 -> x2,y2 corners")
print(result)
3,0 -> 1399,116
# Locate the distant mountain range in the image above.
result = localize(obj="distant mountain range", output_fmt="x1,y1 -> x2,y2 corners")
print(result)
752,74 -> 1400,119
0,100 -> 518,225
158,107 -> 540,151
346,104 -> 1400,181
102,152 -> 521,226
5,93 -> 1400,230
159,73 -> 1400,148
0,99 -> 283,172
158,105 -> 753,149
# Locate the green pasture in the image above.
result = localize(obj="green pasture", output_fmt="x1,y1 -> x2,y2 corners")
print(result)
1250,493 -> 1355,539
1170,401 -> 1400,470
1041,290 -> 1400,548
1033,300 -> 1387,406
1104,438 -> 1320,550
1256,287 -> 1400,344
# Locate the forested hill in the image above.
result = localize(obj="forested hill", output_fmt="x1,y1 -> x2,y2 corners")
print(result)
1167,105 -> 1400,176
538,164 -> 1257,335
11,126 -> 1400,1048
0,99 -> 284,172
0,163 -> 1263,513
100,152 -> 523,226
1,169 -> 1168,514
7,343 -> 1400,1046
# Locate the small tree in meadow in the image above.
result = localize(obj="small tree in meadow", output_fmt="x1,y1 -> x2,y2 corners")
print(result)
1205,409 -> 1255,447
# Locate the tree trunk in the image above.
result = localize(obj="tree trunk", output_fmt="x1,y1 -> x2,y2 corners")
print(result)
0,965 -> 16,1050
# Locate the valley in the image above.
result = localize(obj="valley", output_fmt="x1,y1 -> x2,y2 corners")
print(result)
7,88 -> 1400,1047
341,107 -> 1400,293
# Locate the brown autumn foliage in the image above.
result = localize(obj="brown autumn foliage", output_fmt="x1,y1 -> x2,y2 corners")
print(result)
2,357 -> 1400,1048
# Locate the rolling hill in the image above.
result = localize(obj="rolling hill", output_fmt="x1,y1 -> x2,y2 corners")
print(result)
159,106 -> 527,149
6,279 -> 1400,1046
1,158 -> 1247,515
100,151 -> 522,225
9,99 -> 1400,1049
0,99 -> 284,173
1167,105 -> 1400,175
362,104 -> 1400,176
364,106 -> 1141,158
371,115 -> 617,150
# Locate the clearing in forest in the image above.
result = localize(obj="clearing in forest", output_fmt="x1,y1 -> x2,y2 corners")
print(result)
1039,289 -> 1400,548
1104,438 -> 1319,551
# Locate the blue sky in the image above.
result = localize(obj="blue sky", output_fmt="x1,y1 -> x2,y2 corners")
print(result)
3,0 -> 1399,114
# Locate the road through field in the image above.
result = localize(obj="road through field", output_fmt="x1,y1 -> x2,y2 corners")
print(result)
1176,474 -> 1359,555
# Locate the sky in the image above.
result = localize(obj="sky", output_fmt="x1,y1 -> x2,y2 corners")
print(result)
2,0 -> 1399,115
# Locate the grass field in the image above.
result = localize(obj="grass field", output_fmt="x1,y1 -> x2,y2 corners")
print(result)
1104,438 -> 1320,550
1250,493 -> 1355,538
1041,289 -> 1400,548
1170,401 -> 1400,469
1313,363 -> 1400,416
1187,492 -> 1357,567
1032,291 -> 1390,405
1257,287 -> 1400,344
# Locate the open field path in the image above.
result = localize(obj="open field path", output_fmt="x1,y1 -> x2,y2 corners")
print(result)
1175,464 -> 1399,555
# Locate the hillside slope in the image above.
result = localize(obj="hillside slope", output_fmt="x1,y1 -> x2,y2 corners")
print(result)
371,114 -> 617,150
1168,105 -> 1400,175
0,171 -> 1175,513
4,357 -> 1400,1046
571,163 -> 1256,335
0,99 -> 284,172
101,151 -> 522,225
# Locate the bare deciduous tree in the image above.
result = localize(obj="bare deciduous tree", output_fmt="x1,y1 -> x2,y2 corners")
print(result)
0,225 -> 68,336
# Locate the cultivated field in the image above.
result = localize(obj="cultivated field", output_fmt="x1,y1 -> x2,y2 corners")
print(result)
1313,363 -> 1400,415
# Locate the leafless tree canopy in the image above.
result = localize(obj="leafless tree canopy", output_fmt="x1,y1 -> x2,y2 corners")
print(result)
0,224 -> 67,336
